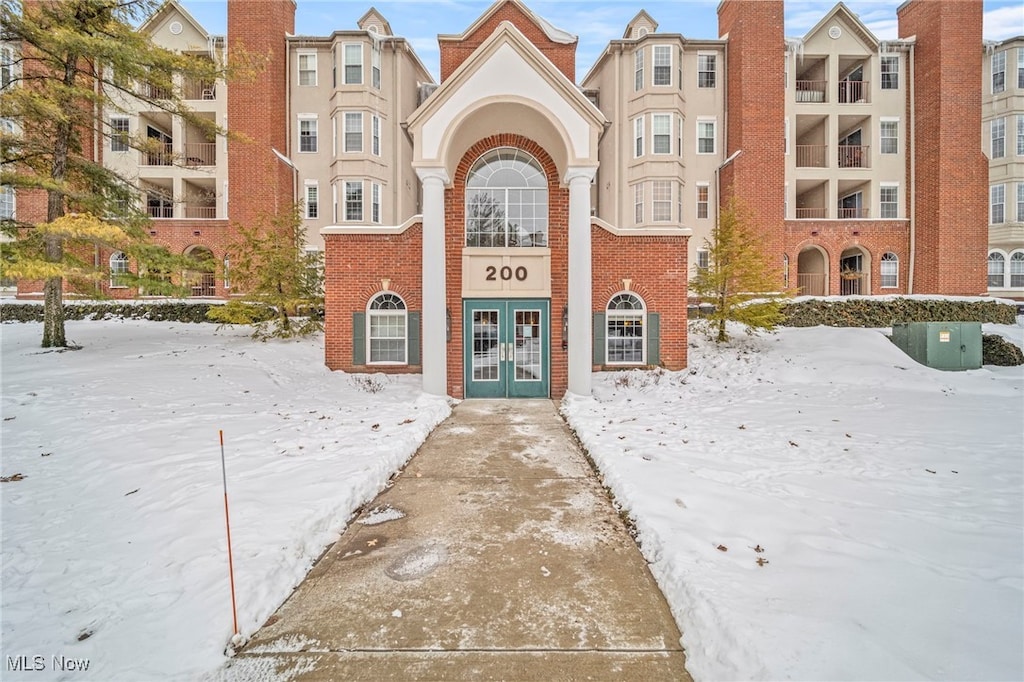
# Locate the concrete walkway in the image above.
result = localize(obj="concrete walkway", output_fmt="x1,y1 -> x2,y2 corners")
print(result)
229,400 -> 690,681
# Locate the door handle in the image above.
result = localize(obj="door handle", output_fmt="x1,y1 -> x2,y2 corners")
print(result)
498,342 -> 506,362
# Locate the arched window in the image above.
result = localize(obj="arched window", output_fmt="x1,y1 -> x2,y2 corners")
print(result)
368,292 -> 407,364
1010,251 -> 1024,288
880,252 -> 898,288
465,147 -> 547,248
607,293 -> 646,365
109,251 -> 129,288
988,251 -> 1006,288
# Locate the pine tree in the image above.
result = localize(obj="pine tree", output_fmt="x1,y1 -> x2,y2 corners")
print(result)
0,0 -> 254,347
206,206 -> 324,340
690,197 -> 792,342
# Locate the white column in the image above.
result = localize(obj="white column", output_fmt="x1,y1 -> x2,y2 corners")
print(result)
416,167 -> 450,396
565,167 -> 597,397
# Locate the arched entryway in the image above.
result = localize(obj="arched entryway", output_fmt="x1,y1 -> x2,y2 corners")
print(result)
797,246 -> 828,296
839,246 -> 870,295
184,246 -> 217,297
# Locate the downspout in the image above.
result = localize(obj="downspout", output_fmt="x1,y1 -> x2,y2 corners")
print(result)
907,42 -> 916,293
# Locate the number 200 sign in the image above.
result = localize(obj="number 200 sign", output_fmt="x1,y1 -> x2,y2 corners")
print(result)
484,265 -> 528,282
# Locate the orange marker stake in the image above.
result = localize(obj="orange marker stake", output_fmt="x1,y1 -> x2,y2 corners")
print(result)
220,430 -> 239,637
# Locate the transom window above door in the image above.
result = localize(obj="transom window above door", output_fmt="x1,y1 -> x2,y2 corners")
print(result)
465,147 -> 548,248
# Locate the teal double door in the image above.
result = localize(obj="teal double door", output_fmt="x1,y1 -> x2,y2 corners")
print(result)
463,299 -> 550,398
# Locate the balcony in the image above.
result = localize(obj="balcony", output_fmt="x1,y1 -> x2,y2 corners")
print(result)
147,203 -> 173,219
183,142 -> 216,166
182,78 -> 216,101
796,145 -> 827,168
838,80 -> 870,104
838,145 -> 870,169
840,272 -> 868,295
184,204 -> 216,219
795,207 -> 827,220
795,80 -> 827,103
142,142 -> 173,167
837,206 -> 870,219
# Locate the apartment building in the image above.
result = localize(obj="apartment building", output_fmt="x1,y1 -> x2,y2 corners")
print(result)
5,0 -> 990,398
983,36 -> 1024,300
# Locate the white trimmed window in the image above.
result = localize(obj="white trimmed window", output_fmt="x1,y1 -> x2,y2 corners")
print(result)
345,180 -> 363,221
879,184 -> 898,219
696,249 -> 710,270
634,116 -> 644,157
652,113 -> 672,154
696,183 -> 709,219
109,251 -> 129,288
1011,251 -> 1024,288
465,147 -> 548,247
344,43 -> 363,85
991,184 -> 1005,224
991,117 -> 1005,158
880,55 -> 898,90
224,256 -> 230,289
1019,48 -> 1024,89
371,182 -> 381,224
371,39 -> 381,89
697,119 -> 716,154
634,47 -> 644,92
606,293 -> 646,365
299,117 -> 317,153
0,184 -> 14,220
678,48 -> 683,91
992,51 -> 1005,94
0,46 -> 13,89
298,52 -> 317,86
880,119 -> 898,154
110,117 -> 129,152
1018,182 -> 1024,222
305,182 -> 319,219
1018,115 -> 1024,156
653,45 -> 672,86
652,180 -> 672,221
371,115 -> 380,156
344,112 -> 362,152
782,253 -> 790,288
698,54 -> 716,88
880,252 -> 898,288
677,116 -> 684,156
368,292 -> 407,364
988,251 -> 1005,288
634,183 -> 643,224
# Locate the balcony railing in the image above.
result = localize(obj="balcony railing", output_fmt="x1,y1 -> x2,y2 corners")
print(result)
184,204 -> 216,219
143,143 -> 174,166
182,79 -> 216,101
838,80 -> 869,103
840,273 -> 868,295
796,145 -> 827,168
183,142 -> 216,166
147,204 -> 173,219
139,82 -> 172,100
838,145 -> 870,168
795,207 -> 827,219
797,272 -> 826,296
837,206 -> 870,219
795,80 -> 827,103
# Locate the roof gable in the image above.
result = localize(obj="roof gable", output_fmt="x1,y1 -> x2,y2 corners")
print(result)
357,8 -> 393,36
623,10 -> 658,39
438,0 -> 576,45
802,2 -> 879,49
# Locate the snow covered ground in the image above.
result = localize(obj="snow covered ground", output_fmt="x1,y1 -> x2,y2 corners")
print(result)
3,317 -> 1022,681
1,320 -> 450,680
564,322 -> 1024,681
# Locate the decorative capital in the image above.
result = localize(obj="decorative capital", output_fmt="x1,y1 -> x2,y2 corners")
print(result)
415,166 -> 451,186
563,166 -> 597,187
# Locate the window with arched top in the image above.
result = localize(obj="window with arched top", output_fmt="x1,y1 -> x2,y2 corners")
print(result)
1010,251 -> 1024,288
466,147 -> 548,248
880,252 -> 898,288
606,293 -> 646,365
988,251 -> 1006,288
109,251 -> 129,288
368,292 -> 407,364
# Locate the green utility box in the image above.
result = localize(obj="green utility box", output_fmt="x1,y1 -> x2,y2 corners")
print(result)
890,322 -> 983,371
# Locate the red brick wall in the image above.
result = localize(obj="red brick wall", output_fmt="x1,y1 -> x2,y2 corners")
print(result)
898,0 -> 987,294
323,225 -> 424,373
227,0 -> 295,232
447,134 -> 568,398
439,1 -> 576,82
718,0 -> 786,284
592,229 -> 690,371
785,220 -> 911,295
